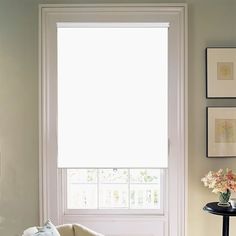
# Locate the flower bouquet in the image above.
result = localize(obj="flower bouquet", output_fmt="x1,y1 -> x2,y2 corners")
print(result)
201,168 -> 236,207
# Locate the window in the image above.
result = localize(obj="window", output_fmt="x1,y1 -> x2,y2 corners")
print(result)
57,24 -> 167,215
40,4 -> 187,236
66,169 -> 163,211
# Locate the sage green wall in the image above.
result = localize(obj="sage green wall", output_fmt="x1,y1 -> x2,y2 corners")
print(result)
0,0 -> 236,235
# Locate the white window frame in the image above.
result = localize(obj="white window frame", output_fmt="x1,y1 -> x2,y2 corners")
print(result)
39,4 -> 188,236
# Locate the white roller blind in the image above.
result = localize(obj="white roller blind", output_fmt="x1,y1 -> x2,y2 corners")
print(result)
57,24 -> 168,168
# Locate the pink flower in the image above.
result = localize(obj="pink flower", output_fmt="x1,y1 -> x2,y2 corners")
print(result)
201,169 -> 236,194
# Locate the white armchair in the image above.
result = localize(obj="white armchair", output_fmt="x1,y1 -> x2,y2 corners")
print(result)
56,224 -> 104,236
22,221 -> 104,236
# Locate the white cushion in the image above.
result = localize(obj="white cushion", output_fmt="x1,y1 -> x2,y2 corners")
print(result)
22,227 -> 38,236
36,220 -> 60,236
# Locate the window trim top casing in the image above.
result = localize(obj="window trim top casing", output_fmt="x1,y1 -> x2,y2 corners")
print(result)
39,4 -> 188,236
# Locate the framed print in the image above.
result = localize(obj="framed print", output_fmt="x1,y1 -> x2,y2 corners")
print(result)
206,47 -> 236,98
207,107 -> 236,157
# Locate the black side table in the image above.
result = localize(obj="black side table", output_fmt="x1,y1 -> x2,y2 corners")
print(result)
203,202 -> 236,236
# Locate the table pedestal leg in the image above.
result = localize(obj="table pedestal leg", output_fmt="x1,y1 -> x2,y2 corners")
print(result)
222,216 -> 229,236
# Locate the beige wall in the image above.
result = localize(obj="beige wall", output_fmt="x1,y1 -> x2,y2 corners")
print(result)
188,1 -> 236,235
0,0 -> 236,235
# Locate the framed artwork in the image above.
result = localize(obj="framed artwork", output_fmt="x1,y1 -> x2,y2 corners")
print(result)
207,107 -> 236,157
206,47 -> 236,98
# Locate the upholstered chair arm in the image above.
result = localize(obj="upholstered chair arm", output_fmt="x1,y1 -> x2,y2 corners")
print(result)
73,224 -> 104,236
57,224 -> 75,236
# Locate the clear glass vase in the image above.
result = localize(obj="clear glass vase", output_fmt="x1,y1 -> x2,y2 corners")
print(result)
218,189 -> 231,207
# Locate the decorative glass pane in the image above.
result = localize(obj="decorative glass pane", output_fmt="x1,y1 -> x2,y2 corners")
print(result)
130,184 -> 160,209
99,169 -> 128,183
67,183 -> 97,209
130,169 -> 160,183
67,169 -> 97,183
99,184 -> 128,208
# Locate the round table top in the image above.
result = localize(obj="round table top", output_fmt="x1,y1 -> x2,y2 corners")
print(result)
203,202 -> 236,216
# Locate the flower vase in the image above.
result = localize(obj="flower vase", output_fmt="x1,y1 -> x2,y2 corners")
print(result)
218,189 -> 231,207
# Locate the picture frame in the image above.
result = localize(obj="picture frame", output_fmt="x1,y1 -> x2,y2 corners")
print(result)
207,107 -> 236,157
206,47 -> 236,98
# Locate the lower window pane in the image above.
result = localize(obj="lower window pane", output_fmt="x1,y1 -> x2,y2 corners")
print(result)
66,168 -> 162,210
130,169 -> 160,183
67,169 -> 97,183
99,184 -> 128,208
130,184 -> 160,209
100,169 -> 128,183
67,184 -> 97,209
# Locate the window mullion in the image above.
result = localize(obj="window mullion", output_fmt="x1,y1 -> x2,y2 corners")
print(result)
97,169 -> 99,209
128,169 -> 130,209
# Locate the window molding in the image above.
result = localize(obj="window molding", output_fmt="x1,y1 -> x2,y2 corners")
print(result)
39,4 -> 188,236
